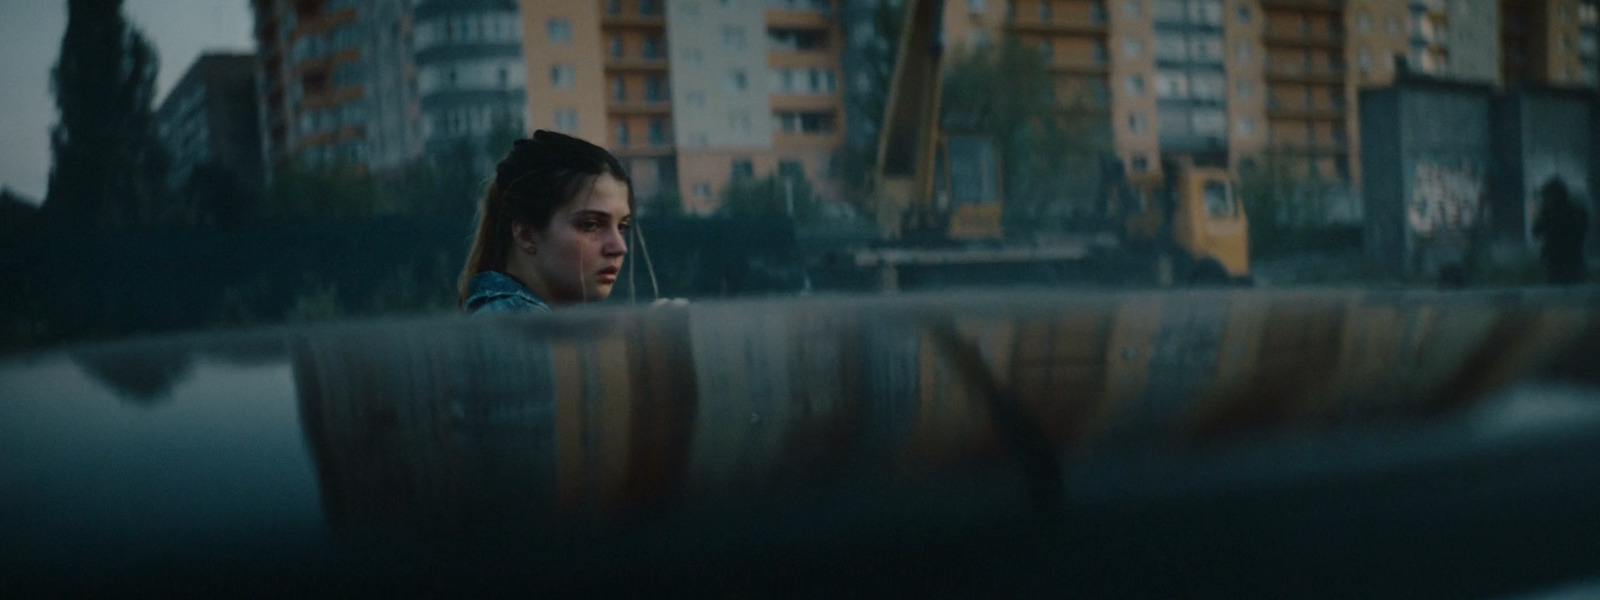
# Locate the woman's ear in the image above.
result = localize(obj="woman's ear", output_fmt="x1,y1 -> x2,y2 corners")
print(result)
511,221 -> 539,254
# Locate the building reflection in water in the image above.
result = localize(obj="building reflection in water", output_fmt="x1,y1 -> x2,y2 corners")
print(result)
286,289 -> 1600,528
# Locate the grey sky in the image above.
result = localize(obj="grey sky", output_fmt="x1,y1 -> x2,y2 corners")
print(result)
0,0 -> 253,204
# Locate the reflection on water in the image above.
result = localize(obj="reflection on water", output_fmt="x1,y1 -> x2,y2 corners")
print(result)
5,287 -> 1600,594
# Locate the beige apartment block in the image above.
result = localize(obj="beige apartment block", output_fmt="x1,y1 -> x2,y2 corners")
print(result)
1502,0 -> 1596,86
519,0 -> 845,216
519,1 -> 609,146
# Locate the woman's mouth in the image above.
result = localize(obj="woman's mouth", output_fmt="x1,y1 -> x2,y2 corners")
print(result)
596,267 -> 619,284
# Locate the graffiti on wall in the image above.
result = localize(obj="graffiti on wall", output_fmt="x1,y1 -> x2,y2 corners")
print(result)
1408,161 -> 1484,236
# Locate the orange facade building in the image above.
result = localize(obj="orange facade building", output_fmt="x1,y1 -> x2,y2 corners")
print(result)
519,0 -> 846,215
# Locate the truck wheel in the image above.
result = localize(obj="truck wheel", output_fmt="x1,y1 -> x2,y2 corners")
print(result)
1188,259 -> 1231,287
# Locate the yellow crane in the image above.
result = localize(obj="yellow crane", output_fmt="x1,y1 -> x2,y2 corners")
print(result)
863,0 -> 1250,289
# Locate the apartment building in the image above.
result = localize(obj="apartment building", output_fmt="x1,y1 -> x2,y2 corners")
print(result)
156,54 -> 265,194
519,0 -> 846,215
413,0 -> 528,159
253,0 -> 421,174
1502,0 -> 1599,87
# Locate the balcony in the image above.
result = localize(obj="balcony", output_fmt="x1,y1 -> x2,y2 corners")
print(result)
1264,63 -> 1345,84
604,56 -> 669,71
1262,29 -> 1346,48
1046,60 -> 1111,76
1009,19 -> 1108,36
1266,102 -> 1346,120
606,100 -> 673,115
600,13 -> 666,28
1258,0 -> 1344,13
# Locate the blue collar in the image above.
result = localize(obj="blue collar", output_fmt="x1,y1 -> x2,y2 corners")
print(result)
464,271 -> 551,314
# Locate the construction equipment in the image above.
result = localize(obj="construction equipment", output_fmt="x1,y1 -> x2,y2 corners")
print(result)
861,0 -> 1250,290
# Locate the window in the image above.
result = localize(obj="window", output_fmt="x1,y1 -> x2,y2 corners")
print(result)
641,0 -> 661,15
687,91 -> 706,107
1093,40 -> 1108,63
1386,16 -> 1399,36
1236,116 -> 1254,136
617,122 -> 630,146
610,36 -> 624,58
693,182 -> 712,198
607,0 -> 621,15
1125,0 -> 1140,18
643,36 -> 664,59
648,118 -> 668,145
1039,0 -> 1052,20
1358,48 -> 1372,72
551,64 -> 575,90
1356,12 -> 1371,33
547,18 -> 571,43
1156,33 -> 1186,61
1128,113 -> 1147,133
730,111 -> 752,134
1235,5 -> 1249,24
1131,155 -> 1149,172
726,69 -> 748,91
1123,38 -> 1143,59
1191,72 -> 1225,100
554,108 -> 578,132
1235,80 -> 1253,99
1235,41 -> 1251,62
612,77 -> 626,101
1154,70 -> 1186,98
1038,39 -> 1053,59
723,26 -> 747,50
1192,108 -> 1226,135
1126,74 -> 1145,96
1091,0 -> 1106,24
1203,181 -> 1234,217
645,76 -> 665,101
731,159 -> 754,180
969,0 -> 988,14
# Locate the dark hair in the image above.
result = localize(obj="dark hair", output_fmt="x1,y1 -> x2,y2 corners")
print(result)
457,130 -> 633,306
1541,178 -> 1571,205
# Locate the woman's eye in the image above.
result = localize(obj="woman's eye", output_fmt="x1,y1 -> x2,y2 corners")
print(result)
619,222 -> 632,233
578,220 -> 601,232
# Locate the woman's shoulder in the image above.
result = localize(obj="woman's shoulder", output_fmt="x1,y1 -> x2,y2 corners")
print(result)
465,271 -> 552,315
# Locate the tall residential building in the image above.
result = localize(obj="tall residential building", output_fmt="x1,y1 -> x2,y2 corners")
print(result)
1502,0 -> 1599,87
252,0 -> 421,174
413,0 -> 528,161
519,0 -> 846,215
156,54 -> 265,193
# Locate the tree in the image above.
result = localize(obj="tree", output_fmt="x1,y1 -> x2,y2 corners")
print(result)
45,0 -> 168,229
832,0 -> 907,205
940,34 -> 1108,234
720,174 -> 818,221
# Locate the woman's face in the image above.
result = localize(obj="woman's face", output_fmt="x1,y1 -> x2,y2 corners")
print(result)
522,173 -> 631,305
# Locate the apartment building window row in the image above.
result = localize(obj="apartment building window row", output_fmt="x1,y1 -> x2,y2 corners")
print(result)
771,68 -> 838,94
769,28 -> 829,51
1153,70 -> 1225,101
554,108 -> 578,133
723,27 -> 748,51
1157,105 -> 1226,136
548,18 -> 571,44
1151,0 -> 1221,25
299,103 -> 367,136
416,13 -> 521,49
551,64 -> 575,90
768,0 -> 833,14
1155,31 -> 1224,64
775,111 -> 837,134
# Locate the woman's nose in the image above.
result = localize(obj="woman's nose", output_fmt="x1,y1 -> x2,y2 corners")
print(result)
602,227 -> 628,257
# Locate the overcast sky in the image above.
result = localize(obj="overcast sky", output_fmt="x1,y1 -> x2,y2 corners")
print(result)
0,0 -> 253,204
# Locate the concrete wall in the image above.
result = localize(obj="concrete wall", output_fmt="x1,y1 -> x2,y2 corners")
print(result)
1360,80 -> 1493,278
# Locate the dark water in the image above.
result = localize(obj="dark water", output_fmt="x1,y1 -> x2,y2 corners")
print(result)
3,289 -> 1599,597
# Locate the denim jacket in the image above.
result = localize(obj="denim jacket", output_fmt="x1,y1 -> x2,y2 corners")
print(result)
463,271 -> 551,315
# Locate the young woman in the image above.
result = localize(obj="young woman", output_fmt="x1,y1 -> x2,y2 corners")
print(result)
458,130 -> 634,314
